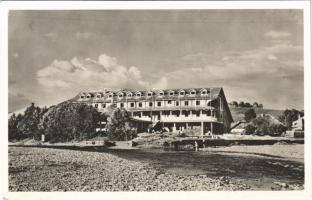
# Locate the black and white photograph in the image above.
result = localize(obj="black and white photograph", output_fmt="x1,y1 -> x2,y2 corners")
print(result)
2,1 -> 311,199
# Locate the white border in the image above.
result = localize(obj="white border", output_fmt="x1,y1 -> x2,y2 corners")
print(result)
0,1 -> 311,200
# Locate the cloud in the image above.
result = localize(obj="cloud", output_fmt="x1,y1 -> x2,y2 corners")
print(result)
167,42 -> 303,109
182,53 -> 207,61
36,53 -> 167,100
151,76 -> 168,90
43,32 -> 57,42
9,92 -> 32,112
267,54 -> 277,60
265,31 -> 292,39
75,32 -> 96,40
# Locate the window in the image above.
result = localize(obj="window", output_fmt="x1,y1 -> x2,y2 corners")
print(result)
127,94 -> 132,98
86,95 -> 91,98
118,94 -> 123,98
120,103 -> 124,108
80,96 -> 85,99
108,94 -> 113,98
157,102 -> 161,107
94,104 -> 98,108
168,100 -> 172,104
169,91 -> 174,96
147,92 -> 152,97
149,102 -> 153,107
179,91 -> 185,96
190,91 -> 196,95
196,100 -> 200,106
159,92 -> 164,97
138,102 -> 142,107
136,93 -> 141,98
176,101 -> 179,106
184,101 -> 189,106
130,102 -> 135,108
201,91 -> 207,95
102,104 -> 106,108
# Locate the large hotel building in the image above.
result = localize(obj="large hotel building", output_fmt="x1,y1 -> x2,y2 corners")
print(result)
70,87 -> 233,135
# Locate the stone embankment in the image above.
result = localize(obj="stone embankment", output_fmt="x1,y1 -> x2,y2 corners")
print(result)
9,147 -> 250,191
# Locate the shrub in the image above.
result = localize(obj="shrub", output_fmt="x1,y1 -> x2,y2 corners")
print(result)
252,116 -> 270,136
269,124 -> 287,136
245,124 -> 256,135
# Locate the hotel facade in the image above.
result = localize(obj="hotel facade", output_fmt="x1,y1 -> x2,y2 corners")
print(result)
70,87 -> 234,135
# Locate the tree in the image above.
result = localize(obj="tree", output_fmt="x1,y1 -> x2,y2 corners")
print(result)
8,113 -> 23,141
253,102 -> 259,108
244,102 -> 252,108
238,101 -> 245,107
244,108 -> 257,122
38,102 -> 102,142
106,108 -> 136,141
16,103 -> 47,140
231,101 -> 238,107
278,109 -> 304,130
245,124 -> 256,135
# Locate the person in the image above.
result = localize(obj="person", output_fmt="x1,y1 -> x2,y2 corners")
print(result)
194,141 -> 198,152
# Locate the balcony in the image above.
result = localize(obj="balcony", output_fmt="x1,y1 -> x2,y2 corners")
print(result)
132,114 -> 223,123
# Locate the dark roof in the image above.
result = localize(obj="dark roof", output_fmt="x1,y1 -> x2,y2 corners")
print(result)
75,87 -> 221,98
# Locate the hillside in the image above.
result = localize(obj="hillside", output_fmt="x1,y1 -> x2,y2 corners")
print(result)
229,106 -> 284,122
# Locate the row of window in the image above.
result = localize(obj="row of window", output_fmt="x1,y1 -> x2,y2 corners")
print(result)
81,89 -> 210,99
94,100 -> 202,109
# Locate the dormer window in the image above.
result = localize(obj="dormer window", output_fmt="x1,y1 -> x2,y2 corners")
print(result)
201,89 -> 208,95
118,93 -> 123,98
169,91 -> 175,96
80,95 -> 85,99
147,92 -> 153,97
108,93 -> 113,98
189,90 -> 196,96
86,95 -> 91,98
136,92 -> 141,98
97,94 -> 103,98
158,91 -> 164,97
127,93 -> 133,98
179,91 -> 185,96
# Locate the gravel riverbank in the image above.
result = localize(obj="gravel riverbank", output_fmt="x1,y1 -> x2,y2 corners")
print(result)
9,147 -> 251,191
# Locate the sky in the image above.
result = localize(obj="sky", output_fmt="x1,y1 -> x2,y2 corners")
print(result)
9,10 -> 303,112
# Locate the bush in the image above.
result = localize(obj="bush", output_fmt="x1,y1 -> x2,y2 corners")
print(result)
269,124 -> 287,136
252,116 -> 270,136
245,124 -> 256,135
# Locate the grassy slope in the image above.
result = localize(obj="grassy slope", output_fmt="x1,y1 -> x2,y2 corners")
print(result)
229,106 -> 284,122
